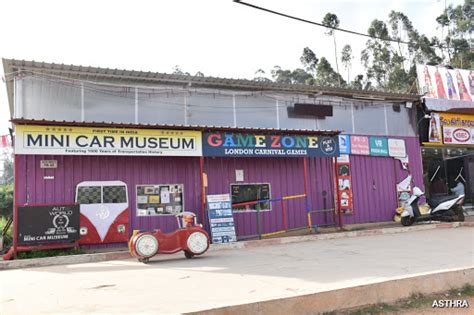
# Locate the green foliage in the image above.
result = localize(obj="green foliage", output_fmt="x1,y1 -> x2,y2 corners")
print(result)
253,69 -> 272,82
0,184 -> 13,218
17,248 -> 84,259
300,47 -> 319,73
1,153 -> 13,185
315,57 -> 346,87
271,66 -> 313,85
322,13 -> 340,36
0,215 -> 13,250
341,44 -> 353,82
436,0 -> 473,69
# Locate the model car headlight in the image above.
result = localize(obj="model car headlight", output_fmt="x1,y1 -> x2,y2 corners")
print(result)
135,234 -> 159,258
187,231 -> 208,254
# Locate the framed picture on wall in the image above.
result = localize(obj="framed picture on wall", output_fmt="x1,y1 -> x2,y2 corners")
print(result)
230,183 -> 271,212
136,184 -> 184,216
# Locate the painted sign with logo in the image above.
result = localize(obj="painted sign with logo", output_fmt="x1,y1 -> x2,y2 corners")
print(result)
439,113 -> 474,145
350,136 -> 370,155
206,194 -> 237,244
15,125 -> 202,156
336,155 -> 353,215
388,139 -> 407,157
202,132 -> 339,157
369,137 -> 389,156
17,204 -> 80,245
338,134 -> 351,154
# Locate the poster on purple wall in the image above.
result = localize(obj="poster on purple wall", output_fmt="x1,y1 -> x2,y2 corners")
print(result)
17,204 -> 80,245
202,132 -> 339,157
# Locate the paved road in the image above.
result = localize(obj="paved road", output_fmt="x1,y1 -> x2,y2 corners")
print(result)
1,228 -> 473,314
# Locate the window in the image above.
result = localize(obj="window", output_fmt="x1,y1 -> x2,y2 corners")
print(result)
75,183 -> 128,204
103,186 -> 127,203
76,186 -> 101,204
136,184 -> 184,216
231,183 -> 271,212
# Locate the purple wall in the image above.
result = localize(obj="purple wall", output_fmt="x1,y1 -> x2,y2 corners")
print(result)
15,136 -> 424,239
16,155 -> 202,235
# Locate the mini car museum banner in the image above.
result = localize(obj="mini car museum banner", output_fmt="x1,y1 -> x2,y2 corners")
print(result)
17,204 -> 80,245
203,132 -> 339,157
15,125 -> 202,156
206,194 -> 237,244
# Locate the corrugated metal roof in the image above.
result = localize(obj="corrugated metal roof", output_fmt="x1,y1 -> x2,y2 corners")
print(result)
3,58 -> 421,107
11,118 -> 341,135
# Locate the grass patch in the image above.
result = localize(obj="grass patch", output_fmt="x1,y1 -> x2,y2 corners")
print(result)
0,216 -> 12,236
1,216 -> 13,252
17,248 -> 84,259
323,284 -> 474,315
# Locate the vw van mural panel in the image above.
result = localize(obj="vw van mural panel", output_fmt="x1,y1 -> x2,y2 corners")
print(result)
75,181 -> 129,244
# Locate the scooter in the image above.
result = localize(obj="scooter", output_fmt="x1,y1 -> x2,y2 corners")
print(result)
400,183 -> 465,226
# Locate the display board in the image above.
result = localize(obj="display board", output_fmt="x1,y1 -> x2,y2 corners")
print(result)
203,132 -> 339,157
231,183 -> 271,212
136,184 -> 184,216
336,155 -> 353,214
206,194 -> 237,244
17,204 -> 80,245
340,134 -> 407,158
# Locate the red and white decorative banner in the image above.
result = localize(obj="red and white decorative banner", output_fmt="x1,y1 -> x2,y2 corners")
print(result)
0,135 -> 10,149
336,154 -> 353,215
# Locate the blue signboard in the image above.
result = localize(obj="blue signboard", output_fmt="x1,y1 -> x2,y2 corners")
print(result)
203,132 -> 339,157
206,194 -> 237,244
369,137 -> 389,156
338,134 -> 351,154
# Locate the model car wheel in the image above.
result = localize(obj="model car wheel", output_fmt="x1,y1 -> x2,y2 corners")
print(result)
186,231 -> 208,255
135,234 -> 159,258
184,251 -> 194,259
401,216 -> 414,226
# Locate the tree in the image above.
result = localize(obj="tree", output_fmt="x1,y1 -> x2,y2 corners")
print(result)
361,19 -> 392,89
322,13 -> 342,87
300,47 -> 319,75
271,66 -> 313,85
340,44 -> 353,84
0,184 -> 13,218
172,65 -> 190,76
253,69 -> 272,82
1,153 -> 13,185
436,0 -> 473,69
315,57 -> 345,87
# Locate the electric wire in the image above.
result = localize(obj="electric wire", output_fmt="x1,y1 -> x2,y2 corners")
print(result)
233,0 -> 445,48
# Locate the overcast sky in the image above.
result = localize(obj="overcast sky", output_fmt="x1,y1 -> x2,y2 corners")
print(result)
0,0 -> 463,135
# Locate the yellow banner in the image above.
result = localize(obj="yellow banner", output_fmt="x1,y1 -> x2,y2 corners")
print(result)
15,125 -> 202,156
439,113 -> 474,127
439,113 -> 474,145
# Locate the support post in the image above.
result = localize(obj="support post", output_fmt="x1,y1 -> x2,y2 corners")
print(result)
333,157 -> 343,230
13,154 -> 19,259
303,157 -> 312,230
199,157 -> 206,229
281,199 -> 287,230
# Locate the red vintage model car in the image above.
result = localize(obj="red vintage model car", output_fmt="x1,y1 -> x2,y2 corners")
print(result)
129,212 -> 210,263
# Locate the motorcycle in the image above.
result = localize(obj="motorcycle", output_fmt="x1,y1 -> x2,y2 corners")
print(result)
400,182 -> 465,226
